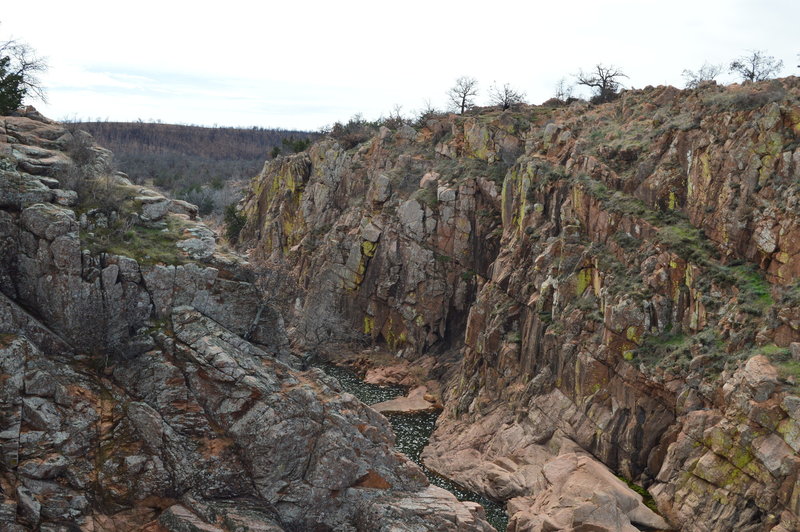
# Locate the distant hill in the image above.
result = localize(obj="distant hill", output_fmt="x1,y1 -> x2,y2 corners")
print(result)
71,121 -> 318,214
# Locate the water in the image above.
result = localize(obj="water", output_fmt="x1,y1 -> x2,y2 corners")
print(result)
312,359 -> 509,531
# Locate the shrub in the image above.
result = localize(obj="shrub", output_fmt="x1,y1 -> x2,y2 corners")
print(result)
224,203 -> 247,244
282,136 -> 312,153
329,114 -> 375,149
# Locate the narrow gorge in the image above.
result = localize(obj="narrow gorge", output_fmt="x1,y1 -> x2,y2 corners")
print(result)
237,77 -> 800,532
1,75 -> 800,532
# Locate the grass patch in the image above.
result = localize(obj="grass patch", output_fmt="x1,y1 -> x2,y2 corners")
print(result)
757,344 -> 800,393
616,475 -> 659,514
636,331 -> 691,368
777,361 -> 800,388
433,157 -> 509,186
414,187 -> 439,209
578,175 -> 774,314
701,83 -> 787,112
82,215 -> 189,266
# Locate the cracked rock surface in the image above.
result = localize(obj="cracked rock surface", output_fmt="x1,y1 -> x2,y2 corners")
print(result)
0,108 -> 493,531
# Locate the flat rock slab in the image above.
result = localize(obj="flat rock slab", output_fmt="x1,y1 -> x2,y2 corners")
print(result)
372,386 -> 439,414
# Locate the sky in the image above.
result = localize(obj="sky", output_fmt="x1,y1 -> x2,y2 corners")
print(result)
3,0 -> 798,131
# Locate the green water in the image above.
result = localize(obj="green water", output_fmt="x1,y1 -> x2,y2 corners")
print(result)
312,360 -> 508,531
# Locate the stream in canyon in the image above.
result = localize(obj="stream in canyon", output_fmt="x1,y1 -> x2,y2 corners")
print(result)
312,359 -> 509,531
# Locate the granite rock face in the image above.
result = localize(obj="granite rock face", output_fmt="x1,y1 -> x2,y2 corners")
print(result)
241,79 -> 800,531
0,110 -> 493,531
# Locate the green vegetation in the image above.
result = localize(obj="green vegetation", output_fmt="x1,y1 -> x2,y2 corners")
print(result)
0,55 -> 24,114
577,174 -> 775,316
224,203 -> 247,244
701,82 -> 787,112
434,156 -> 509,186
0,37 -> 46,114
777,361 -> 800,391
328,114 -> 376,149
506,331 -> 522,343
616,476 -> 659,513
523,160 -> 567,203
414,187 -> 439,209
751,344 -> 800,392
635,326 -> 734,374
281,135 -> 312,154
82,216 -> 188,266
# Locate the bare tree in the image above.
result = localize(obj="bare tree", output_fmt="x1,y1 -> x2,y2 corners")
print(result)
0,36 -> 47,105
448,76 -> 479,114
380,104 -> 405,129
489,82 -> 526,110
575,64 -> 627,104
729,50 -> 783,82
414,99 -> 442,127
682,62 -> 723,89
554,77 -> 574,104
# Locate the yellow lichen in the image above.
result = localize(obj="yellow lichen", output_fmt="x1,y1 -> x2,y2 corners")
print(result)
576,268 -> 593,296
626,326 -> 640,343
700,153 -> 711,185
361,240 -> 377,257
668,191 -> 677,210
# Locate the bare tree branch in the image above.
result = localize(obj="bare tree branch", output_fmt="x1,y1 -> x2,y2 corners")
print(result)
575,64 -> 627,104
0,37 -> 47,102
447,76 -> 479,114
489,82 -> 526,110
554,77 -> 574,104
729,50 -> 783,82
682,62 -> 723,89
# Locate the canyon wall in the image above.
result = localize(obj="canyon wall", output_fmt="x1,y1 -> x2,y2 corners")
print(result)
241,78 -> 800,531
0,109 -> 492,531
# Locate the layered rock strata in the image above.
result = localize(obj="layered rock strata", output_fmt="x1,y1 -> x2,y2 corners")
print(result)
241,78 -> 800,531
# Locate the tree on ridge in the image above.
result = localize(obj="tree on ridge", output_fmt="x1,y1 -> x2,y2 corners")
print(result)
575,64 -> 627,104
0,35 -> 47,114
489,82 -> 526,110
729,50 -> 783,82
448,76 -> 479,114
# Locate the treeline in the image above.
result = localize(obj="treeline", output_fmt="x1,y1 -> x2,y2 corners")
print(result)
71,121 -> 318,215
74,121 -> 315,160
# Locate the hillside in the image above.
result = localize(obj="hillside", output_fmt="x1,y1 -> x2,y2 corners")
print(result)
72,120 -> 317,214
238,77 -> 800,531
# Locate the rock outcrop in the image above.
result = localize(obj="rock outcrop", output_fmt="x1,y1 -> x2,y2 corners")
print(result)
0,109 -> 493,531
241,78 -> 800,531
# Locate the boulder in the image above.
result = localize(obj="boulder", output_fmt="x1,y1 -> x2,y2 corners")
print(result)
372,386 -> 440,414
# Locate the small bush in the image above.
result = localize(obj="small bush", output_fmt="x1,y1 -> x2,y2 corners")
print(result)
702,83 -> 786,112
224,203 -> 247,244
329,114 -> 376,149
282,136 -> 312,153
64,130 -> 97,167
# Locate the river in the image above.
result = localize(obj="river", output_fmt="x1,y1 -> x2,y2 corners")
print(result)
312,360 -> 509,531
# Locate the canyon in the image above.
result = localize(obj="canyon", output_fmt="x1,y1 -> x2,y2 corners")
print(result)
1,75 -> 800,531
239,77 -> 800,531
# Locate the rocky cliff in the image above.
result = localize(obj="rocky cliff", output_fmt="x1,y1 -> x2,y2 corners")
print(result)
240,78 -> 800,531
0,109 -> 493,531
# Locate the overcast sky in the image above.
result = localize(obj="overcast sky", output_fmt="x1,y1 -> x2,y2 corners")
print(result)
3,0 -> 798,131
